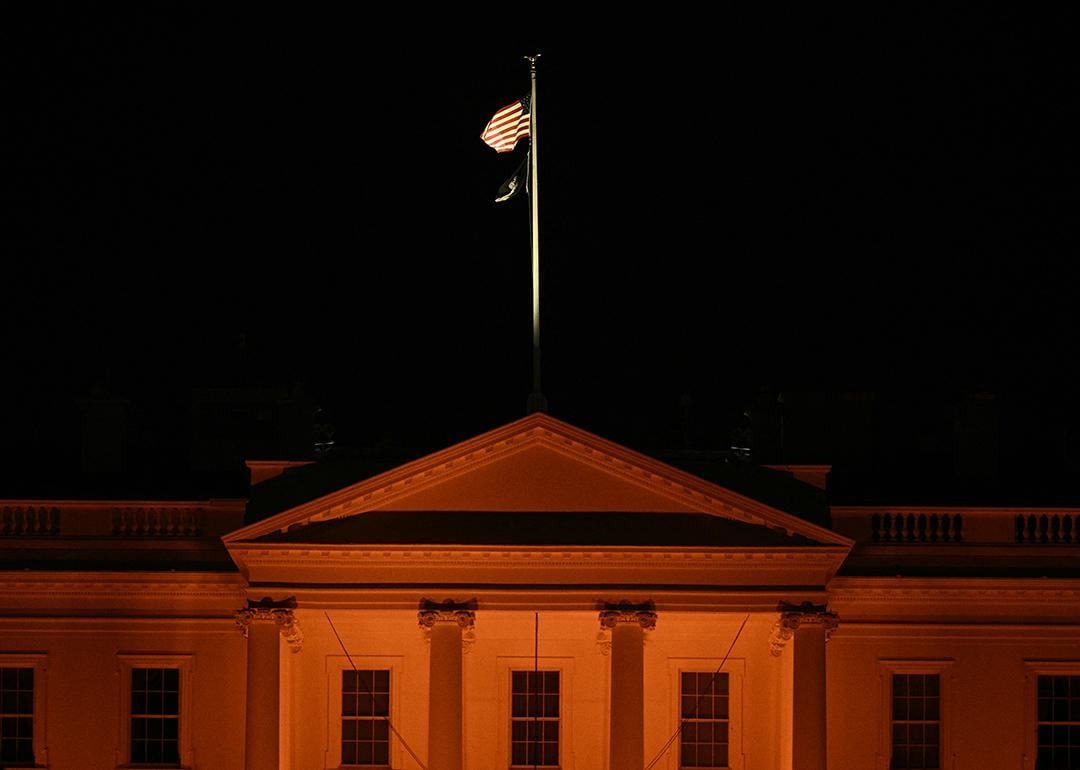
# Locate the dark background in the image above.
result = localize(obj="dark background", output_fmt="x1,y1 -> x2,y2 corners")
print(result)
4,9 -> 1079,502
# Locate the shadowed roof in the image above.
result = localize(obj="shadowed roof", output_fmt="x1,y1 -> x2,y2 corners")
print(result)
253,510 -> 825,547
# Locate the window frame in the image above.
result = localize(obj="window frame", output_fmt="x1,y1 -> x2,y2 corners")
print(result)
510,669 -> 561,768
667,657 -> 744,770
116,653 -> 194,769
324,654 -> 404,770
0,653 -> 48,770
877,659 -> 953,770
1023,661 -> 1080,770
495,656 -> 574,770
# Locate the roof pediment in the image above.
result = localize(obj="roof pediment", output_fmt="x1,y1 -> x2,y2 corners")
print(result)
225,414 -> 849,550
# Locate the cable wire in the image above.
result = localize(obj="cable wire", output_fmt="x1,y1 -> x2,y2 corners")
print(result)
325,611 -> 428,770
643,613 -> 750,770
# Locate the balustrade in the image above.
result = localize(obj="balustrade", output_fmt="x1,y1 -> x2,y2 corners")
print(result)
0,506 -> 59,536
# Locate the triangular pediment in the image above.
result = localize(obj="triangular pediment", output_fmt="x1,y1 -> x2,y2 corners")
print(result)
225,414 -> 850,549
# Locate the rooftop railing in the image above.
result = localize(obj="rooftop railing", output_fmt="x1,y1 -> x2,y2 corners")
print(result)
832,507 -> 1080,545
0,500 -> 245,538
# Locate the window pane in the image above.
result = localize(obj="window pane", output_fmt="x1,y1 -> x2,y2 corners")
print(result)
891,746 -> 909,769
341,670 -> 391,767
1037,675 -> 1080,770
373,670 -> 390,692
373,740 -> 389,765
892,674 -> 941,770
680,672 -> 728,769
342,742 -> 356,765
925,698 -> 940,721
130,668 -> 181,767
510,670 -> 560,767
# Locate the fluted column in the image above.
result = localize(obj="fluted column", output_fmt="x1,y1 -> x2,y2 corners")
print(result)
600,604 -> 657,770
418,603 -> 475,770
236,598 -> 303,770
772,602 -> 838,770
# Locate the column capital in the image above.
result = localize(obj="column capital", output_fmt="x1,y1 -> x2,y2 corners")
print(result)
417,599 -> 476,631
599,602 -> 657,631
770,601 -> 838,656
236,596 -> 303,653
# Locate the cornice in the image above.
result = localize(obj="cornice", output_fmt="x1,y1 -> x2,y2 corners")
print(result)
0,571 -> 247,600
230,543 -> 847,560
832,505 -> 1080,515
244,586 -> 830,613
830,624 -> 1080,641
0,616 -> 243,630
828,576 -> 1080,599
229,544 -> 849,576
0,498 -> 246,511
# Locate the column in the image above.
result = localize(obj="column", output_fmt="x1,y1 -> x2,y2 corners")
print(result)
600,604 -> 657,770
236,598 -> 303,770
418,603 -> 475,770
772,602 -> 838,770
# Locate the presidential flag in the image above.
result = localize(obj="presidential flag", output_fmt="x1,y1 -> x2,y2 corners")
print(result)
481,96 -> 530,153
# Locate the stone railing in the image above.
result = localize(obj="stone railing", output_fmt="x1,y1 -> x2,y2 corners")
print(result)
0,505 -> 60,536
870,511 -> 964,543
0,499 -> 245,538
1015,512 -> 1080,544
113,506 -> 202,536
832,507 -> 1080,546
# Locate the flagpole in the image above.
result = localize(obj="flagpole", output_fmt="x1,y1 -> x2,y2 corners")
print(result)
526,54 -> 547,414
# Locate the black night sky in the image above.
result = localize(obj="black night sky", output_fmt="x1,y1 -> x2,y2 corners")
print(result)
4,10 -> 1079,501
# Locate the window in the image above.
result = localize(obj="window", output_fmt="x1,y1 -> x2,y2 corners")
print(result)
668,657 -> 743,770
130,667 -> 180,765
890,674 -> 940,769
117,654 -> 192,768
326,655 -> 404,769
680,671 -> 729,769
0,667 -> 34,765
1035,674 -> 1080,769
879,660 -> 951,770
510,670 -> 560,767
0,654 -> 46,768
341,669 -> 390,767
496,656 -> 573,770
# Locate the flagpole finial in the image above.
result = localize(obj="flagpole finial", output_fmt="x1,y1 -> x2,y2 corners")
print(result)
524,54 -> 540,72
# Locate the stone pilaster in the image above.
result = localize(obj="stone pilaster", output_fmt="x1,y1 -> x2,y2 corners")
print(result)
418,601 -> 476,770
236,597 -> 301,770
773,602 -> 838,770
600,603 -> 656,770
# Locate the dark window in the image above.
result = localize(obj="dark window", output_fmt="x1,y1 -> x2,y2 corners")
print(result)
891,673 -> 940,769
680,671 -> 729,769
511,670 -> 559,767
131,667 -> 180,765
1037,675 -> 1080,770
0,667 -> 34,765
342,669 -> 390,767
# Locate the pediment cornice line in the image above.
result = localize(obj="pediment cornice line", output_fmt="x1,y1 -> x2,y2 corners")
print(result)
225,414 -> 851,548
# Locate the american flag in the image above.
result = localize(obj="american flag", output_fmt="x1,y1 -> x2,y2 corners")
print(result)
481,96 -> 530,153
